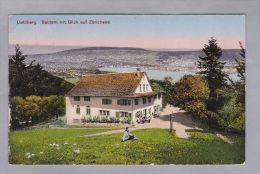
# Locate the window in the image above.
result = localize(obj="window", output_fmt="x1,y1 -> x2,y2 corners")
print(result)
86,106 -> 91,115
134,99 -> 139,105
116,112 -> 120,118
158,93 -> 162,99
76,105 -> 80,114
148,108 -> 151,114
119,112 -> 128,117
143,109 -> 147,116
148,97 -> 151,103
143,84 -> 145,92
99,110 -> 110,116
146,84 -> 148,91
102,99 -> 112,105
139,84 -> 142,92
84,96 -> 90,101
154,106 -> 157,113
142,97 -> 146,104
154,105 -> 161,114
158,105 -> 162,112
135,111 -> 141,118
117,99 -> 131,106
74,96 -> 80,101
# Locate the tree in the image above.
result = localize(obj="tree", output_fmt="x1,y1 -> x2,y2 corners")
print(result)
173,75 -> 210,119
215,41 -> 245,133
234,42 -> 245,105
162,77 -> 175,107
10,96 -> 24,129
151,82 -> 161,92
9,95 -> 66,129
150,78 -> 173,108
218,97 -> 245,133
9,45 -> 74,98
9,45 -> 27,97
21,98 -> 40,126
45,95 -> 65,119
235,42 -> 245,82
197,37 -> 228,98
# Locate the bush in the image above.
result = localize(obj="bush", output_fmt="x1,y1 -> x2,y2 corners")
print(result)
173,75 -> 210,120
84,116 -> 120,123
10,95 -> 65,130
217,97 -> 245,133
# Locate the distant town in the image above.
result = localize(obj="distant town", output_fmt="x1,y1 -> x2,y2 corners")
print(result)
9,45 -> 241,81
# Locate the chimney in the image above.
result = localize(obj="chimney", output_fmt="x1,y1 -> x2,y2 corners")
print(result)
136,67 -> 142,77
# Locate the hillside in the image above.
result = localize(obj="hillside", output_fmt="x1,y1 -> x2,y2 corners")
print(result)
19,46 -> 241,72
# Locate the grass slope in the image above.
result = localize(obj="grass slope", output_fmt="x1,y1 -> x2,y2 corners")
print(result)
9,128 -> 245,164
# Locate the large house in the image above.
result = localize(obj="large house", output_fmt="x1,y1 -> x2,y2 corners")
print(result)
66,71 -> 162,124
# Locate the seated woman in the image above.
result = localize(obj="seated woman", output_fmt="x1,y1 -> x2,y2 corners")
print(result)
122,127 -> 137,142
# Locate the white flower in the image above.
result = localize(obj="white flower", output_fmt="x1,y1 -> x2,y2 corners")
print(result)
39,152 -> 44,154
64,142 -> 69,145
74,149 -> 80,154
25,152 -> 33,159
73,143 -> 77,146
150,163 -> 154,165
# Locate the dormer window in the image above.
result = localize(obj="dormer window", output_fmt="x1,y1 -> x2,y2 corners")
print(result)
143,84 -> 145,92
146,84 -> 148,91
140,84 -> 142,92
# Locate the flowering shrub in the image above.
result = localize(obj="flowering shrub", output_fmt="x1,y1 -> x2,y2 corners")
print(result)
82,116 -> 120,123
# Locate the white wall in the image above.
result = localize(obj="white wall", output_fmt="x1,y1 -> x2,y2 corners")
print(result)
134,74 -> 153,93
66,95 -> 162,125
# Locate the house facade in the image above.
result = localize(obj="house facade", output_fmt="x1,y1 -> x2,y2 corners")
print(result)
66,71 -> 162,124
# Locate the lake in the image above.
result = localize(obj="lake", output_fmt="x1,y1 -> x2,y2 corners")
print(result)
100,67 -> 239,81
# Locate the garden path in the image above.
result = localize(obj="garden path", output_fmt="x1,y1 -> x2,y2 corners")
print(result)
82,105 -> 203,139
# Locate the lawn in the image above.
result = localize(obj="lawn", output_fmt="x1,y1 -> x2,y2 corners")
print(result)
9,128 -> 245,164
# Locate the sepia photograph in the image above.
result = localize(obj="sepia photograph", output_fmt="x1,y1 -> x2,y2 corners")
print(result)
8,14 -> 245,165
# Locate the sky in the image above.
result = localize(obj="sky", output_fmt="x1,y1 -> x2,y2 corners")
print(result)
9,15 -> 245,49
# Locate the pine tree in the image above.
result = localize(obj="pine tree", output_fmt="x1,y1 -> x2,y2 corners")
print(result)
9,45 -> 74,97
235,42 -> 245,105
9,45 -> 27,97
235,42 -> 245,82
197,37 -> 227,97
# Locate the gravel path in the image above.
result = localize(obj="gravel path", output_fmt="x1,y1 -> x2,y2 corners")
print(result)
82,105 -> 203,139
216,133 -> 234,144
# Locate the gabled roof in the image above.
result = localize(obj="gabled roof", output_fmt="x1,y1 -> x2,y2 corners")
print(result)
67,72 -> 156,97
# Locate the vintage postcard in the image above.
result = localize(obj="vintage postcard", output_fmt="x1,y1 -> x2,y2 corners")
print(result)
8,14 -> 245,165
